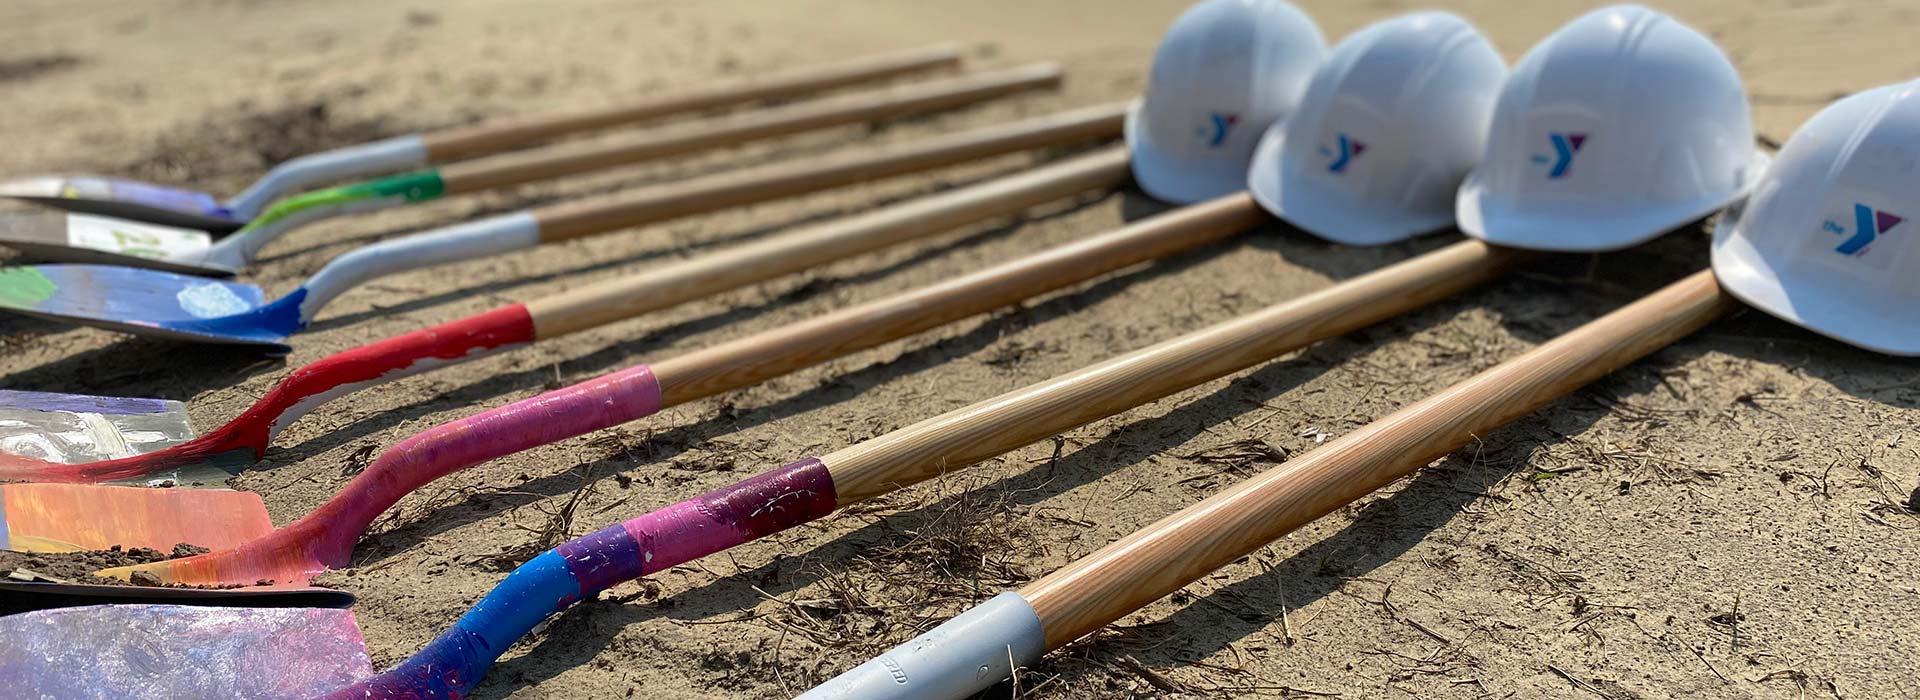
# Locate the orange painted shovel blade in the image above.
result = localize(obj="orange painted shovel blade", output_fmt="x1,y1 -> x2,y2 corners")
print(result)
0,483 -> 273,553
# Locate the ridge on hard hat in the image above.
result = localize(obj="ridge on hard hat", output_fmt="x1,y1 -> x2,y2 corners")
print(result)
1713,79 -> 1920,356
1125,0 -> 1328,204
1247,11 -> 1506,246
1455,4 -> 1769,252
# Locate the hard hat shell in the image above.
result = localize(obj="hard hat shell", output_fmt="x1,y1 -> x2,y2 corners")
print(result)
1247,12 -> 1506,246
1126,0 -> 1328,204
1456,4 -> 1768,252
1713,80 -> 1920,356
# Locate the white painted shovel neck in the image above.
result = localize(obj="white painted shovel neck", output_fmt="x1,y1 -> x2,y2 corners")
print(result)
296,210 -> 541,324
223,135 -> 428,219
198,194 -> 411,269
795,591 -> 1045,700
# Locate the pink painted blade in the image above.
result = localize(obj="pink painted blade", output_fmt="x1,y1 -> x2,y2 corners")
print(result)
0,604 -> 370,698
1,483 -> 273,553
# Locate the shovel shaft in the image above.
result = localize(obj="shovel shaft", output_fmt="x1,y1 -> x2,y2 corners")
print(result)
438,64 -> 1060,194
419,44 -> 963,161
524,146 -> 1129,338
647,191 -> 1267,406
823,239 -> 1528,502
529,102 -> 1128,243
1021,269 -> 1735,648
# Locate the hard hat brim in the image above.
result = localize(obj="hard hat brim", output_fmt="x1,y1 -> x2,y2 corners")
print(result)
1125,100 -> 1252,205
1247,122 -> 1456,247
1456,150 -> 1774,252
1712,214 -> 1920,356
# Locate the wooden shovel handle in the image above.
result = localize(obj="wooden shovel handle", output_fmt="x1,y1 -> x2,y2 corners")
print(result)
419,44 -> 962,161
436,64 -> 1061,195
1021,269 -> 1736,648
645,181 -> 1258,408
523,146 -> 1130,338
527,102 -> 1127,244
823,239 -> 1528,503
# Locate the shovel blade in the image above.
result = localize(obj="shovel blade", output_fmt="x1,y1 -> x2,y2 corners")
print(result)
0,389 -> 196,465
0,604 -> 371,699
0,263 -> 289,347
1,483 -> 274,553
0,211 -> 231,275
0,175 -> 245,232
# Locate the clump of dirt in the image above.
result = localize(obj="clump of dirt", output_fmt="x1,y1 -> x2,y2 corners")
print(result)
0,543 -> 233,589
0,545 -> 173,586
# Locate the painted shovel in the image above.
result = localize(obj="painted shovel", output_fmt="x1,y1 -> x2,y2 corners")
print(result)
0,45 -> 961,232
237,234 -> 1519,698
799,270 -> 1735,699
0,146 -> 1131,487
0,103 -> 1127,352
0,64 -> 1061,275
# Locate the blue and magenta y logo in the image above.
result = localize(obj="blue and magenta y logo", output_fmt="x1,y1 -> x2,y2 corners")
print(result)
1822,204 -> 1903,256
1205,112 -> 1239,148
1529,132 -> 1587,179
1317,133 -> 1367,173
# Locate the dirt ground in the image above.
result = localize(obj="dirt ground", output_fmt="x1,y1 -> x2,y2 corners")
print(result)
2,0 -> 1917,698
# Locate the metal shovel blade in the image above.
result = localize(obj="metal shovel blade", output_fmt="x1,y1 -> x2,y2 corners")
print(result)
0,389 -> 197,465
0,211 -> 234,276
0,175 -> 246,232
0,603 -> 371,699
0,264 -> 294,348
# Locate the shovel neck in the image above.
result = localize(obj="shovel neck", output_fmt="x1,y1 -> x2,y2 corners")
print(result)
207,170 -> 448,268
222,135 -> 429,219
296,210 -> 541,323
339,457 -> 838,697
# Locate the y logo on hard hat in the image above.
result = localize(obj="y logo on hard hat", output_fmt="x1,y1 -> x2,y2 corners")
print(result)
1528,132 -> 1587,178
1204,112 -> 1239,148
1824,204 -> 1903,256
1318,133 -> 1367,173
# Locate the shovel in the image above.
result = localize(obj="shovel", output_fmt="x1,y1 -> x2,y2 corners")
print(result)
0,45 -> 961,232
0,147 -> 1132,559
0,64 -> 1061,276
799,270 -> 1736,699
0,103 -> 1127,353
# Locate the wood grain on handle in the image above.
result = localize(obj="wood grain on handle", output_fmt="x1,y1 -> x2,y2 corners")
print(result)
821,239 -> 1530,503
527,102 -> 1127,243
419,44 -> 963,161
645,191 -> 1264,407
437,64 -> 1061,194
1021,269 -> 1735,648
524,146 -> 1130,338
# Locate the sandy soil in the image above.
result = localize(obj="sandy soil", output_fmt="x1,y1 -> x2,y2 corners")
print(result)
2,1 -> 1917,698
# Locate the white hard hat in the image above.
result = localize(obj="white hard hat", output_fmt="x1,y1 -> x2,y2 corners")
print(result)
1126,0 -> 1328,204
1246,12 -> 1505,245
1713,80 -> 1920,356
1456,5 -> 1769,252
